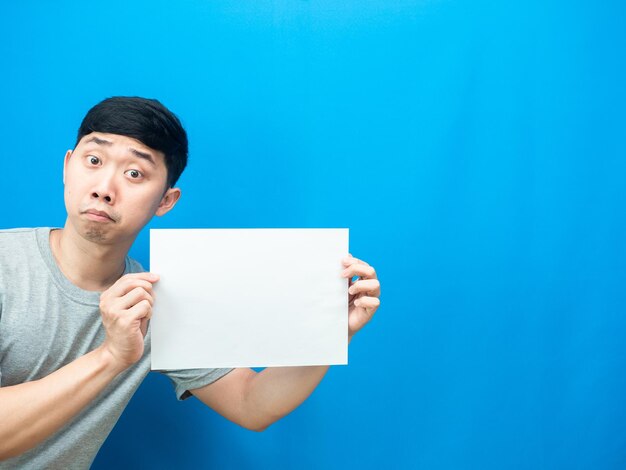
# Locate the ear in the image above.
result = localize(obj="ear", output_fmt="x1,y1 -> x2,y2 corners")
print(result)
155,187 -> 182,216
63,149 -> 72,184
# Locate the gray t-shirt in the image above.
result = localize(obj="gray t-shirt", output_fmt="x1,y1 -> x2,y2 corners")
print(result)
0,227 -> 232,469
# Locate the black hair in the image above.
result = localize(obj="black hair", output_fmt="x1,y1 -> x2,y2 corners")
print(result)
75,96 -> 188,188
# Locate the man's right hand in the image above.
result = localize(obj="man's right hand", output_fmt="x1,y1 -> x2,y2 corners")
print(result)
99,272 -> 159,371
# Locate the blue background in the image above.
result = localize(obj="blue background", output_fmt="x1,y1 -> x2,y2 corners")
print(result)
1,1 -> 625,468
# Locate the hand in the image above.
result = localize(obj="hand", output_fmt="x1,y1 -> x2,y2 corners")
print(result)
99,272 -> 159,370
341,254 -> 381,339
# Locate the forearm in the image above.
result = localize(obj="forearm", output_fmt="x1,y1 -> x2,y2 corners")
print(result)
194,337 -> 356,431
242,336 -> 356,430
243,364 -> 331,430
0,345 -> 125,459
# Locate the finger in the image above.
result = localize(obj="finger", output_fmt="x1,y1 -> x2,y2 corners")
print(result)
118,272 -> 160,285
349,302 -> 376,332
126,299 -> 152,321
110,278 -> 156,298
118,287 -> 154,310
342,256 -> 369,267
123,272 -> 160,281
121,281 -> 154,301
342,264 -> 377,280
354,296 -> 381,311
348,279 -> 381,296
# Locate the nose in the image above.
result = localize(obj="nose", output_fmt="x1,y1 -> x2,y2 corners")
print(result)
91,191 -> 113,203
90,172 -> 116,204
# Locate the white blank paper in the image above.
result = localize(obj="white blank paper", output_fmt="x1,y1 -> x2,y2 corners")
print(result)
150,229 -> 349,369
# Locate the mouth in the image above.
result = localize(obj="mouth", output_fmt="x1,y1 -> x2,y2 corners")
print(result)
83,209 -> 115,223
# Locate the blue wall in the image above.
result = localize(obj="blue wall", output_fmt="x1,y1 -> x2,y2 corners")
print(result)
1,1 -> 625,468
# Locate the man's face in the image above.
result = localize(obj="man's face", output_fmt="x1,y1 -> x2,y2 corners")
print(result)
63,132 -> 180,245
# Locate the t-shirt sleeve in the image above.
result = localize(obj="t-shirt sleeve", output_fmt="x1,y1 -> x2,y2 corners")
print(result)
158,367 -> 234,400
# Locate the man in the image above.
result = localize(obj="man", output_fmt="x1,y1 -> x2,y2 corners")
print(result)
0,97 -> 381,468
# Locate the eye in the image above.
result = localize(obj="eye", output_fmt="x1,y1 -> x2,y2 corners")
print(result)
87,155 -> 101,165
125,169 -> 143,179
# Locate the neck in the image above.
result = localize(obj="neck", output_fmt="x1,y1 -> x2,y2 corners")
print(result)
49,220 -> 132,292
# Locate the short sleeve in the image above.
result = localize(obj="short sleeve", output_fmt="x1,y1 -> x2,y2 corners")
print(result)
158,367 -> 234,400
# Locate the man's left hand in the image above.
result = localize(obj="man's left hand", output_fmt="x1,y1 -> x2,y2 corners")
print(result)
341,254 -> 381,339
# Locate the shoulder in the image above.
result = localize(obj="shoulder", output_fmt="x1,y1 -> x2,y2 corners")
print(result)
0,227 -> 42,254
0,228 -> 50,288
0,227 -> 40,238
126,256 -> 146,274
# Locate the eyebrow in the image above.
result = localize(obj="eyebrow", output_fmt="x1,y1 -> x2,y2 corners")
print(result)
85,136 -> 157,167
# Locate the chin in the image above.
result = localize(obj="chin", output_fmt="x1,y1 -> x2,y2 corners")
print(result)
84,228 -> 108,243
79,220 -> 114,243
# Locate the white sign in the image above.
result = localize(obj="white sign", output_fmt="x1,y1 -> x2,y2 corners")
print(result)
150,228 -> 349,369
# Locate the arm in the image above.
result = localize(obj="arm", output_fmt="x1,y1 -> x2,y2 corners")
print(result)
0,272 -> 158,460
0,346 -> 124,459
191,254 -> 381,431
190,365 -> 330,432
